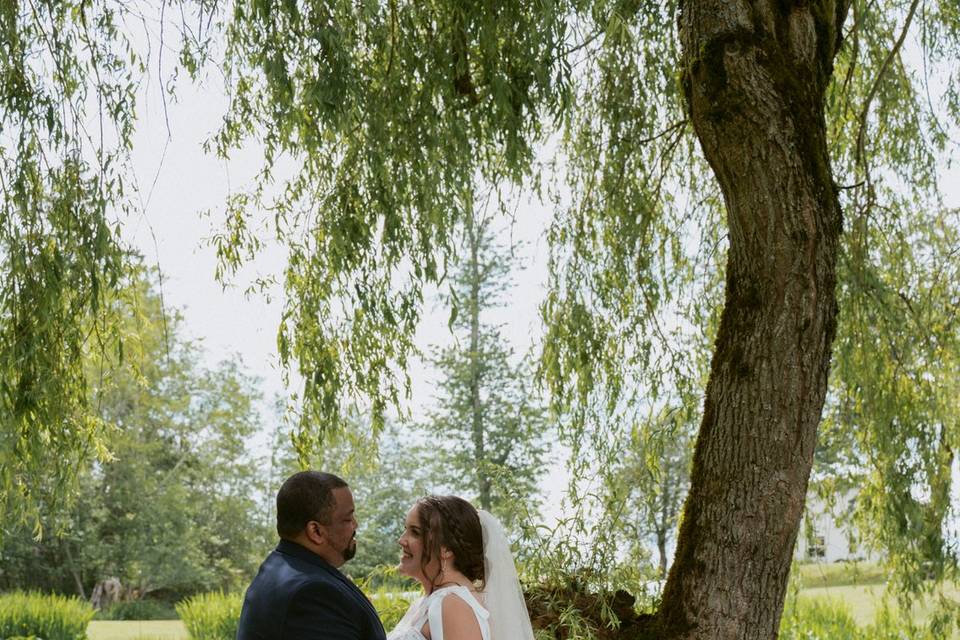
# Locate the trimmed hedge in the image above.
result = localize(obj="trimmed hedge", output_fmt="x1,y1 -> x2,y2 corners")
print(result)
175,588 -> 416,639
0,591 -> 93,640
177,592 -> 243,640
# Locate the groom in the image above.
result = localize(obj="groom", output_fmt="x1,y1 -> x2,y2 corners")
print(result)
237,471 -> 386,640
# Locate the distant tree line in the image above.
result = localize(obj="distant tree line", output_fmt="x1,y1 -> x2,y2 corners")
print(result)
0,269 -> 271,601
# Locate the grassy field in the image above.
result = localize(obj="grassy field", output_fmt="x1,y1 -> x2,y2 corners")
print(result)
87,620 -> 187,640
796,561 -> 887,589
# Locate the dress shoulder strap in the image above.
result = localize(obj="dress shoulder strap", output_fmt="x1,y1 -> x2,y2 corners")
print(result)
426,587 -> 490,640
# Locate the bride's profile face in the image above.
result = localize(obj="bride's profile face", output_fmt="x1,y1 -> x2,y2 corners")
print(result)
397,506 -> 438,583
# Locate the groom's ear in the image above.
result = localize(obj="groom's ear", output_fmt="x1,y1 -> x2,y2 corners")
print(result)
305,521 -> 326,546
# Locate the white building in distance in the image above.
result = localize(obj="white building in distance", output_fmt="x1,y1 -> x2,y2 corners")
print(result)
795,489 -> 881,564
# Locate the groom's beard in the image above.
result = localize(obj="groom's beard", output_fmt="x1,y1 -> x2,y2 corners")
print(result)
342,535 -> 357,562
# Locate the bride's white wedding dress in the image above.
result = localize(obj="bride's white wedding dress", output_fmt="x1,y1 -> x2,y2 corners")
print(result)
387,585 -> 490,640
387,511 -> 535,640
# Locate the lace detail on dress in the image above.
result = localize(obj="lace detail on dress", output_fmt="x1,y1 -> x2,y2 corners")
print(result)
387,586 -> 489,640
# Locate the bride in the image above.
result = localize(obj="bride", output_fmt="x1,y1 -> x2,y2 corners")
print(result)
387,496 -> 535,640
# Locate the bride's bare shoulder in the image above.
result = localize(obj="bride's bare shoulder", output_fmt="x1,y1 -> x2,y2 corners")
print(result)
437,592 -> 482,640
423,593 -> 483,640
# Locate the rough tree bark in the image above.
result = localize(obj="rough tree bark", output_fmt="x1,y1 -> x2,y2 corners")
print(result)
650,2 -> 851,638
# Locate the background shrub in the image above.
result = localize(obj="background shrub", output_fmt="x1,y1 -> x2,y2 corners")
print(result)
367,586 -> 416,631
863,604 -> 939,640
0,591 -> 93,640
780,598 -> 863,640
177,592 -> 243,640
779,597 -> 944,640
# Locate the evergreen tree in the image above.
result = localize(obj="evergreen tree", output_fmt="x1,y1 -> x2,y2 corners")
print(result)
423,205 -> 549,523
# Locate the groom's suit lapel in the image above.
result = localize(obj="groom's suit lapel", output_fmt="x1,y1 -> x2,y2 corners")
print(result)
276,541 -> 385,633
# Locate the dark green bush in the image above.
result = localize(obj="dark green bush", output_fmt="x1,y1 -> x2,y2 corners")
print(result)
96,598 -> 178,620
0,591 -> 93,640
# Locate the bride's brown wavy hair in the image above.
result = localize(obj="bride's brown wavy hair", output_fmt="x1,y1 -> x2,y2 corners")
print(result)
416,495 -> 485,592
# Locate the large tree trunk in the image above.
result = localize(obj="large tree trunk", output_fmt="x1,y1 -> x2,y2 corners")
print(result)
654,2 -> 850,638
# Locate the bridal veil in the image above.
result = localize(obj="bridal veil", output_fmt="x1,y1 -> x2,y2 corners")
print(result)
478,510 -> 535,640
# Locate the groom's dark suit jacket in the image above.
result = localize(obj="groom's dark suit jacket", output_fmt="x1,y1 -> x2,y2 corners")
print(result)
237,539 -> 386,640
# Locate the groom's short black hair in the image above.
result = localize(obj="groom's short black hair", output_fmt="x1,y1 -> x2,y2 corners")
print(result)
276,471 -> 349,539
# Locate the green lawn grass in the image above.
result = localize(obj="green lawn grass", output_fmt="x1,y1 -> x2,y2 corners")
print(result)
796,561 -> 887,589
87,620 -> 187,640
